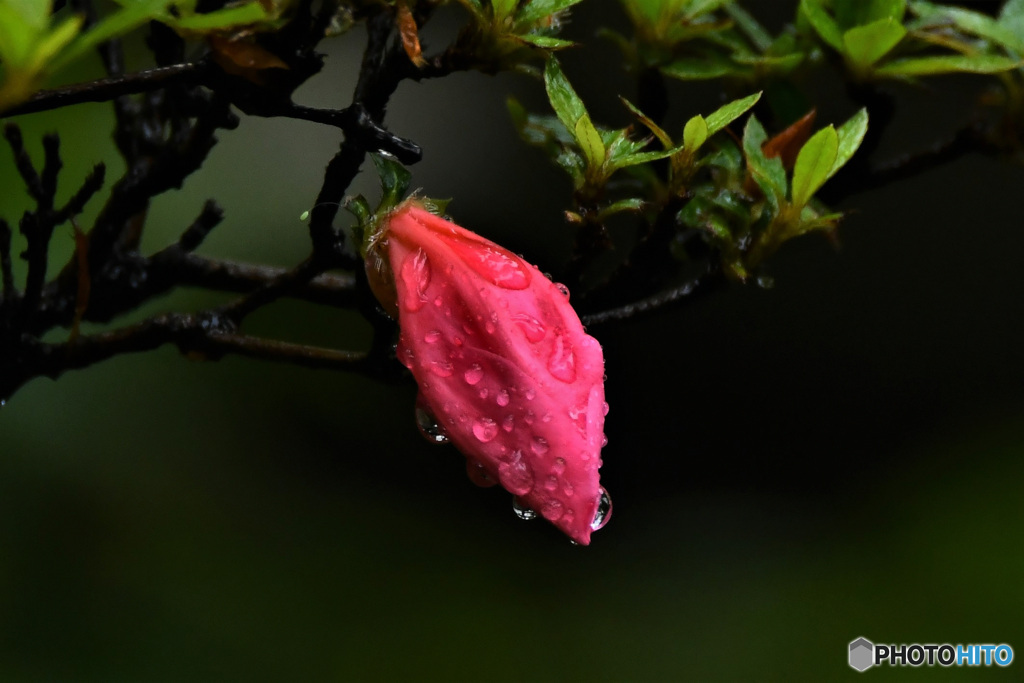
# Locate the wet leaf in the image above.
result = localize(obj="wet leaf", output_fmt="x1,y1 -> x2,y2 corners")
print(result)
791,125 -> 838,207
833,107 -> 868,176
842,18 -> 906,71
544,57 -> 588,138
704,91 -> 762,136
876,54 -> 1021,76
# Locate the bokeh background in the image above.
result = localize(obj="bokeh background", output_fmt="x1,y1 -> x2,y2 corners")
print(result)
2,1 -> 1023,680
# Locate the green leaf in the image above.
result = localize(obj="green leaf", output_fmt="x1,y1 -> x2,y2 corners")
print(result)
517,0 -> 585,25
371,154 -> 412,208
800,0 -> 843,51
544,57 -> 588,138
704,91 -> 762,136
514,34 -> 574,49
791,125 -> 838,207
613,146 -> 682,168
836,0 -> 906,29
598,198 -> 646,220
574,113 -> 605,170
683,0 -> 732,20
660,56 -> 737,81
4,0 -> 50,30
833,107 -> 868,177
725,3 -> 773,52
876,54 -> 1021,76
742,115 -> 787,204
842,18 -> 906,70
1000,0 -> 1024,40
26,14 -> 83,72
492,0 -> 519,20
620,97 -> 672,149
170,2 -> 270,31
0,5 -> 41,66
54,0 -> 171,70
683,115 -> 709,153
909,1 -> 1024,53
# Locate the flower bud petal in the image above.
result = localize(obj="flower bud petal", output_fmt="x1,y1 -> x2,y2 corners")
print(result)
378,202 -> 609,544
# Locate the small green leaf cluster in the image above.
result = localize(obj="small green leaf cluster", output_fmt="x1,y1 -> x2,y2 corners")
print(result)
800,0 -> 1021,80
604,0 -> 810,82
450,0 -> 586,72
511,56 -> 869,281
0,0 -> 288,111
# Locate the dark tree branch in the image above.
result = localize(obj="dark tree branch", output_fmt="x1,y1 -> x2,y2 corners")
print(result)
0,219 -> 13,303
0,64 -> 209,119
581,268 -> 724,327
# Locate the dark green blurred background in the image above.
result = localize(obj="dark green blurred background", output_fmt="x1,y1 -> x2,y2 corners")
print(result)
2,1 -> 1023,680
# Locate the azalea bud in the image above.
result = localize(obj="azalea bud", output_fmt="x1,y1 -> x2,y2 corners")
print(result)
371,201 -> 611,545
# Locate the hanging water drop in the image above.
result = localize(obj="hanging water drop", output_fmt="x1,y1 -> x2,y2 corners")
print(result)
415,399 -> 450,444
554,282 -> 570,299
590,487 -> 613,531
512,497 -> 538,521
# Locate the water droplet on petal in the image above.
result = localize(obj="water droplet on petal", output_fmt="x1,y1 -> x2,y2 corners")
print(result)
512,496 -> 538,521
591,487 -> 613,531
547,333 -> 577,383
496,389 -> 510,407
524,411 -> 535,425
554,282 -> 570,299
531,436 -> 549,456
464,363 -> 484,385
552,457 -> 566,474
601,435 -> 609,447
541,499 -> 564,521
563,482 -> 574,497
429,360 -> 453,377
602,401 -> 610,416
399,248 -> 431,311
498,450 -> 534,495
478,388 -> 489,399
415,399 -> 450,444
472,417 -> 498,442
511,313 -> 546,343
452,243 -> 531,290
433,296 -> 443,307
502,414 -> 515,432
525,389 -> 536,401
424,330 -> 441,344
541,412 -> 552,423
466,459 -> 497,487
544,475 -> 558,492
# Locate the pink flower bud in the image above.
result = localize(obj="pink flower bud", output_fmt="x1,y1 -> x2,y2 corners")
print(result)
372,201 -> 611,545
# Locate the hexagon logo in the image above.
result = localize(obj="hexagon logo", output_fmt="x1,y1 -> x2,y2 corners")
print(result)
849,637 -> 874,672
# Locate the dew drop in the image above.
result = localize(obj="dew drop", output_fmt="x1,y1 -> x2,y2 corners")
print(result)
541,499 -> 564,521
502,414 -> 515,432
601,435 -> 609,447
554,282 -> 570,299
552,457 -> 566,474
466,459 -> 497,488
415,399 -> 450,444
591,487 -> 613,531
429,360 -> 454,377
472,417 -> 498,442
424,330 -> 441,344
525,389 -> 536,401
511,314 -> 546,343
496,389 -> 510,407
399,248 -> 431,311
498,450 -> 534,495
544,475 -> 558,492
531,436 -> 549,456
478,388 -> 489,399
512,496 -> 538,521
399,345 -> 415,370
563,482 -> 574,497
541,412 -> 552,424
460,245 -> 531,289
433,296 -> 443,307
524,411 -> 535,425
602,401 -> 610,416
547,333 -> 577,383
464,363 -> 484,385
